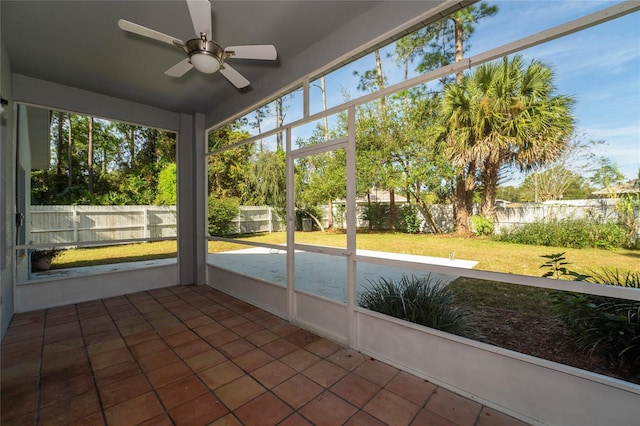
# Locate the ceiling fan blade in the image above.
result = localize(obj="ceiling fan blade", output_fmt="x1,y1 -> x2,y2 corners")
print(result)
186,0 -> 212,39
225,45 -> 277,60
118,19 -> 184,47
219,64 -> 250,89
165,58 -> 193,77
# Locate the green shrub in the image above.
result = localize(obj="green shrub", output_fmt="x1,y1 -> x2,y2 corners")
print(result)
550,263 -> 640,366
155,163 -> 177,205
554,292 -> 640,366
358,275 -> 477,338
397,205 -> 422,234
588,220 -> 628,250
496,217 -> 628,249
360,202 -> 390,230
208,197 -> 240,236
470,215 -> 494,236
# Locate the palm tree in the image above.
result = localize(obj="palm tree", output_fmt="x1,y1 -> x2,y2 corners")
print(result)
442,55 -> 575,221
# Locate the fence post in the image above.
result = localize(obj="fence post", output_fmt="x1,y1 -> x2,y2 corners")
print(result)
268,206 -> 273,233
143,206 -> 149,239
73,206 -> 78,243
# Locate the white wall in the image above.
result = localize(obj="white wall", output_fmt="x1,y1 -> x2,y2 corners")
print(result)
206,262 -> 640,426
355,309 -> 640,426
0,39 -> 15,340
15,264 -> 177,312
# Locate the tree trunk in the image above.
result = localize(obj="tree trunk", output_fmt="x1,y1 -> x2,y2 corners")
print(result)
411,190 -> 440,234
454,175 -> 470,235
374,49 -> 396,229
301,210 -> 325,232
129,128 -> 135,169
450,14 -> 474,235
375,50 -> 386,115
256,109 -> 263,152
67,114 -> 73,191
87,116 -> 94,194
56,112 -> 64,176
480,160 -> 499,220
453,16 -> 464,84
275,98 -> 283,150
465,162 -> 476,217
327,200 -> 334,229
367,193 -> 372,231
321,76 -> 329,142
389,187 -> 396,230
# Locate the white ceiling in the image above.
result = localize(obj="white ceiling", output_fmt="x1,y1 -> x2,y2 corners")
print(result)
1,1 -> 448,122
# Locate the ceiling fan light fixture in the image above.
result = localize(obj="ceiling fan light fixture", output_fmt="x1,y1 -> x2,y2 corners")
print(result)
185,36 -> 224,74
190,52 -> 221,73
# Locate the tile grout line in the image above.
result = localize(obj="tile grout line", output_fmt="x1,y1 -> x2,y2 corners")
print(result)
174,286 -> 397,425
33,309 -> 47,425
144,287 -> 241,423
78,299 -> 112,425
180,286 -> 384,425
124,290 -> 180,424
168,286 -> 292,423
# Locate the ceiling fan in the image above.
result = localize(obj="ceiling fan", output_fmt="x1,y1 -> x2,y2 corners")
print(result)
117,0 -> 277,88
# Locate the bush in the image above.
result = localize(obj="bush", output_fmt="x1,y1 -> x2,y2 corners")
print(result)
496,217 -> 628,249
588,220 -> 628,250
208,197 -> 240,236
358,274 -> 476,338
552,268 -> 640,366
155,163 -> 177,205
470,215 -> 493,236
360,202 -> 390,230
397,205 -> 422,234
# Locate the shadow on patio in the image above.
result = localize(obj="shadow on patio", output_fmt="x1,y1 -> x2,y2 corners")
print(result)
1,285 -> 527,425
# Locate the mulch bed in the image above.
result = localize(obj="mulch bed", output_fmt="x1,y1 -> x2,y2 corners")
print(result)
471,307 -> 640,385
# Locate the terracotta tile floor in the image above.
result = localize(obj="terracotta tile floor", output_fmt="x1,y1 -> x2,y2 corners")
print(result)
1,286 -> 529,425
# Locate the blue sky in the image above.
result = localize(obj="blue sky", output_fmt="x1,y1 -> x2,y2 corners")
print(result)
242,1 -> 639,184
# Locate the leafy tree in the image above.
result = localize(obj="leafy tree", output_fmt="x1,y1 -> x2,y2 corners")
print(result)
294,129 -> 348,230
590,159 -> 625,190
32,110 -> 175,206
521,166 -> 590,201
415,2 -> 498,83
442,55 -> 575,220
496,185 -> 523,203
155,163 -> 177,205
411,2 -> 498,234
383,89 -> 452,232
354,49 -> 400,228
523,137 -> 605,202
252,149 -> 286,208
207,124 -> 253,201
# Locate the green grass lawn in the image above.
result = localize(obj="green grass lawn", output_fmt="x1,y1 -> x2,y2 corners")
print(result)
224,231 -> 638,276
56,230 -> 637,278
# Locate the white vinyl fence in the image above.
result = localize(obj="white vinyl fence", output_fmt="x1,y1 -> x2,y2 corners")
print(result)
30,199 -> 632,245
229,206 -> 286,234
29,205 -> 286,245
331,198 -> 629,234
30,205 -> 179,245
493,199 -> 622,234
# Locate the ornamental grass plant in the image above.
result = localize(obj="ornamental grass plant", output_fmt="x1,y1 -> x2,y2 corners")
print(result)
358,274 -> 477,338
